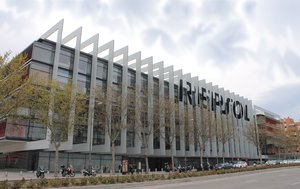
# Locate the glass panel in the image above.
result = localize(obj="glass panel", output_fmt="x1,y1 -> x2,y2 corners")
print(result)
28,124 -> 47,140
30,69 -> 51,84
57,68 -> 72,85
113,66 -> 122,84
77,74 -> 91,94
164,82 -> 169,97
126,130 -> 135,147
79,55 -> 92,75
73,127 -> 87,144
59,50 -> 74,70
128,71 -> 135,87
93,124 -> 105,145
33,46 -> 54,64
96,61 -> 108,80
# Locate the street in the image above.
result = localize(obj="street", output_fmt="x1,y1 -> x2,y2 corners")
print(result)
49,166 -> 300,189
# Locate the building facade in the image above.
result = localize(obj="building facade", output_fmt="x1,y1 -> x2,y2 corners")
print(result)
282,117 -> 300,159
0,20 -> 258,171
254,106 -> 282,160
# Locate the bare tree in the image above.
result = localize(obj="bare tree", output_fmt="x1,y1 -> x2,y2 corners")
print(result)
30,81 -> 88,176
0,52 -> 35,122
274,128 -> 293,159
94,85 -> 134,174
133,84 -> 162,173
215,113 -> 234,163
243,120 -> 263,164
194,105 -> 213,169
160,98 -> 178,172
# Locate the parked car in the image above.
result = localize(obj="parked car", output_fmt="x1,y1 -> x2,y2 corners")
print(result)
233,161 -> 247,168
214,162 -> 233,170
196,162 -> 213,171
265,160 -> 280,165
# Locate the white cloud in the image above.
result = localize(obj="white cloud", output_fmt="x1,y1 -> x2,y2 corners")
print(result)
1,0 -> 300,120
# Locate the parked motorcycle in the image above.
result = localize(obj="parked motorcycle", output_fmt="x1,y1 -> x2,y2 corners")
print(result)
61,165 -> 75,177
82,167 -> 96,177
36,166 -> 45,179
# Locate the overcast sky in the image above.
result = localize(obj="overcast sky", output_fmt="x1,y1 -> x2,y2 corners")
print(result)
0,0 -> 299,120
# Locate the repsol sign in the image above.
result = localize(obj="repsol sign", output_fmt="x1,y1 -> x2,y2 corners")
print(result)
179,79 -> 250,121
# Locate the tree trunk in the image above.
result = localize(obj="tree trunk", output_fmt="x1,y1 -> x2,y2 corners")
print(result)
171,151 -> 175,172
111,142 -> 116,174
222,143 -> 225,163
54,143 -> 60,177
257,144 -> 263,164
199,143 -> 204,171
145,154 -> 149,173
144,143 -> 149,173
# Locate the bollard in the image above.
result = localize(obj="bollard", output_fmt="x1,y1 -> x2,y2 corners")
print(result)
155,168 -> 157,172
161,168 -> 163,172
20,171 -> 23,178
5,171 -> 8,181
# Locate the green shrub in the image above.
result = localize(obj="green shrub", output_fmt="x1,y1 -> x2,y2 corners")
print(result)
26,179 -> 43,189
48,179 -> 62,188
79,178 -> 88,186
88,177 -> 99,185
61,178 -> 70,187
38,178 -> 48,188
11,178 -> 25,189
0,181 -> 10,189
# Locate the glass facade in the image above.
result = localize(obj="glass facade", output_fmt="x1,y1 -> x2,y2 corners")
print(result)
0,36 -> 255,171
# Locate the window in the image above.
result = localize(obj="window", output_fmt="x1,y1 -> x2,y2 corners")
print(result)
128,71 -> 135,87
176,136 -> 180,150
57,68 -> 72,85
73,127 -> 87,144
113,65 -> 122,84
59,48 -> 74,70
174,85 -> 179,102
126,130 -> 135,147
96,60 -> 108,80
93,124 -> 105,145
33,45 -> 54,65
153,79 -> 159,97
141,74 -> 148,90
77,74 -> 91,94
164,82 -> 169,97
30,69 -> 51,84
78,55 -> 92,75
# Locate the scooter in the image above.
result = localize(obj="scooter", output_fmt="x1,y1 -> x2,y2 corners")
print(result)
82,167 -> 96,177
36,166 -> 45,179
61,165 -> 75,177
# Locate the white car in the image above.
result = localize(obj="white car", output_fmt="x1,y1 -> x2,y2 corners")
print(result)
233,161 -> 248,168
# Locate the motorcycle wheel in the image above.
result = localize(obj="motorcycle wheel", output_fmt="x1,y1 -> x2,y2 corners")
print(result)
70,172 -> 75,177
40,173 -> 45,179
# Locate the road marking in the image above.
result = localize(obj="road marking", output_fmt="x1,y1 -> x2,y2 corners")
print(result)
290,181 -> 300,186
244,179 -> 256,183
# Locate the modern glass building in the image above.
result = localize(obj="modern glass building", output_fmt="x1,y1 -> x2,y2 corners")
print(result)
0,20 -> 258,171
